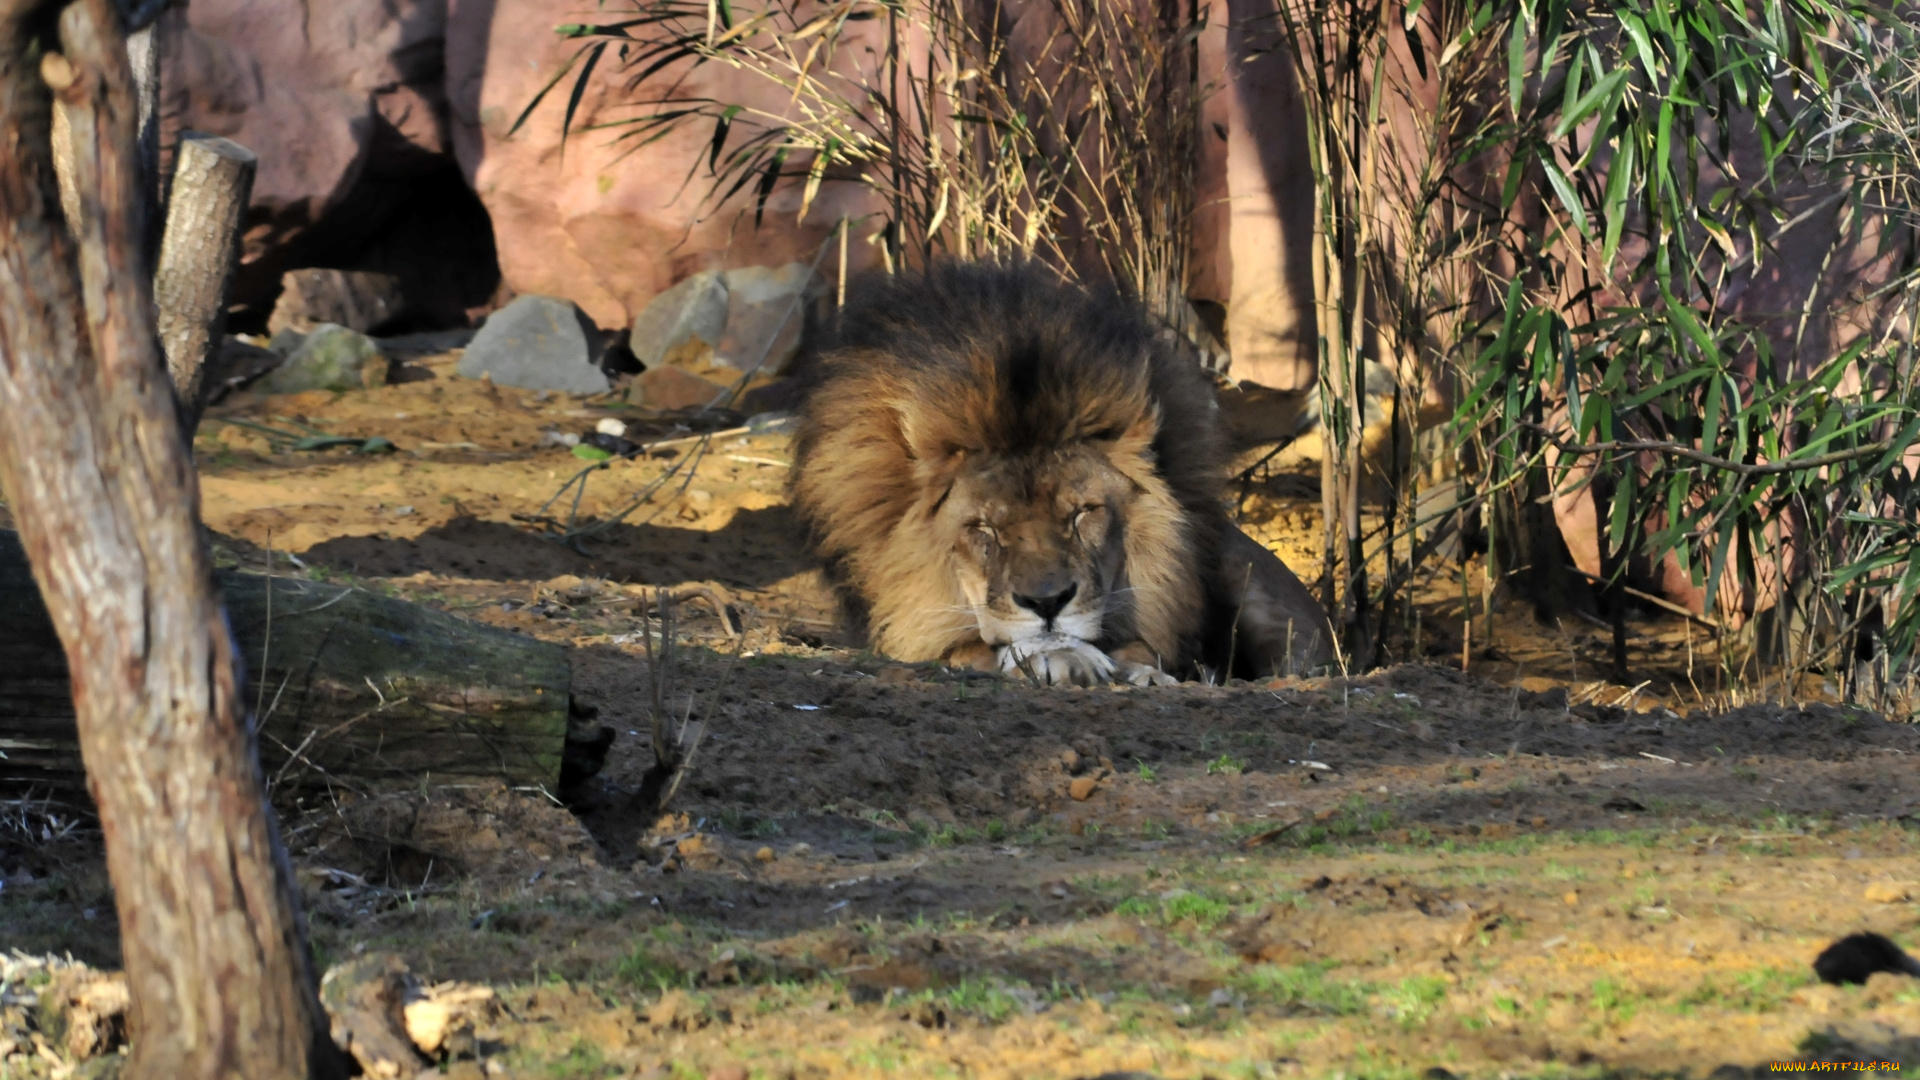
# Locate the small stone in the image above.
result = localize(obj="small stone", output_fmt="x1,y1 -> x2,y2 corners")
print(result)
1531,816 -> 1547,827
755,846 -> 774,863
1865,881 -> 1914,904
258,323 -> 388,394
677,834 -> 709,856
596,417 -> 628,437
686,489 -> 714,512
629,365 -> 728,410
269,268 -> 406,334
457,295 -> 611,394
1562,890 -> 1580,906
1069,776 -> 1099,801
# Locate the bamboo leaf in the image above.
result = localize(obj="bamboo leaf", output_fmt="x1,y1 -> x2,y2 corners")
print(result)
1601,136 -> 1634,266
1554,67 -> 1628,138
1539,156 -> 1591,238
708,105 -> 743,172
561,41 -> 610,150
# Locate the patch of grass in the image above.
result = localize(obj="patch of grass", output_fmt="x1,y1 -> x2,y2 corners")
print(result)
1234,961 -> 1372,1015
1377,976 -> 1449,1028
1675,966 -> 1813,1014
1112,890 -> 1233,928
1206,753 -> 1247,776
615,944 -> 691,992
941,979 -> 1028,1022
1591,976 -> 1641,1026
543,1038 -> 617,1079
1163,892 -> 1232,927
1135,758 -> 1158,782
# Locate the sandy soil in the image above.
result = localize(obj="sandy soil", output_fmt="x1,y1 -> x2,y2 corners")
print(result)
3,349 -> 1919,1079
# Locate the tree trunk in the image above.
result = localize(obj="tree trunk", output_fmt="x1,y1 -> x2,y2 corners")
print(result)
154,131 -> 254,431
0,530 -> 574,788
0,2 -> 341,1077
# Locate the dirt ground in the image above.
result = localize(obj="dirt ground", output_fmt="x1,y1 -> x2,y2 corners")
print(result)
4,346 -> 1920,1079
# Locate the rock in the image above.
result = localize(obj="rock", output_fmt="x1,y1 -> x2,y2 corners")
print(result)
755,846 -> 774,863
456,296 -> 610,394
167,2 -> 468,312
266,327 -> 306,356
268,269 -> 407,335
716,263 -> 828,374
206,335 -> 283,399
1068,776 -> 1099,801
258,324 -> 389,394
630,271 -> 730,370
630,366 -> 728,411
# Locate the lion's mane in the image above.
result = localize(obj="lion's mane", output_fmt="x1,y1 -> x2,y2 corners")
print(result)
789,261 -> 1229,666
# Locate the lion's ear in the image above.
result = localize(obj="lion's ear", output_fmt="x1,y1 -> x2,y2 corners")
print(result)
895,403 -> 973,492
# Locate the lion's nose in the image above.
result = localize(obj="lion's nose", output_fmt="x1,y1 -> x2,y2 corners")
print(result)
1013,581 -> 1078,623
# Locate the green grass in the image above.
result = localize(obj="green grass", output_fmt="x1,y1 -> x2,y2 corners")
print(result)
1113,890 -> 1233,928
1206,754 -> 1248,776
1673,966 -> 1813,1015
1234,961 -> 1372,1015
615,944 -> 692,992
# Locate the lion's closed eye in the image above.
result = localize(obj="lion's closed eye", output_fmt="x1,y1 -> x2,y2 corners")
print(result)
1070,504 -> 1107,537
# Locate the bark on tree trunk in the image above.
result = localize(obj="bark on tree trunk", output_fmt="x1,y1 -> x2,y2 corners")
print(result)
0,1 -> 342,1077
154,131 -> 254,431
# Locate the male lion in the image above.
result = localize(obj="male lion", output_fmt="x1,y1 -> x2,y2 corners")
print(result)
790,261 -> 1334,684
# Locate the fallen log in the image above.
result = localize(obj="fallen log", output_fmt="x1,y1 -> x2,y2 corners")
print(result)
0,530 -> 571,789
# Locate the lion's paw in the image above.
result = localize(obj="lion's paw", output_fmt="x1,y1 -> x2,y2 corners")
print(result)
999,635 -> 1115,686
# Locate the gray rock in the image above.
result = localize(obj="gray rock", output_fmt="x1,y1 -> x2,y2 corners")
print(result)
717,263 -> 828,374
455,296 -> 611,394
266,327 -> 307,356
257,324 -> 389,394
268,269 -> 407,335
629,270 -> 729,370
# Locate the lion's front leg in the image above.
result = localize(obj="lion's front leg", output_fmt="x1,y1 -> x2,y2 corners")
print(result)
1107,640 -> 1179,687
998,633 -> 1115,686
945,639 -> 1002,673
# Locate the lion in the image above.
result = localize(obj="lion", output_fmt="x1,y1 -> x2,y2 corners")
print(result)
789,261 -> 1334,684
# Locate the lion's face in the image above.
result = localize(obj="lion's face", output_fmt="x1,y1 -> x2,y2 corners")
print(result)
938,444 -> 1137,648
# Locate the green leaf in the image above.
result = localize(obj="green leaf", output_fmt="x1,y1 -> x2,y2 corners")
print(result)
1618,10 -> 1661,76
1553,67 -> 1628,138
1601,137 -> 1635,266
1508,15 -> 1529,115
572,444 -> 614,462
1539,157 -> 1591,239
